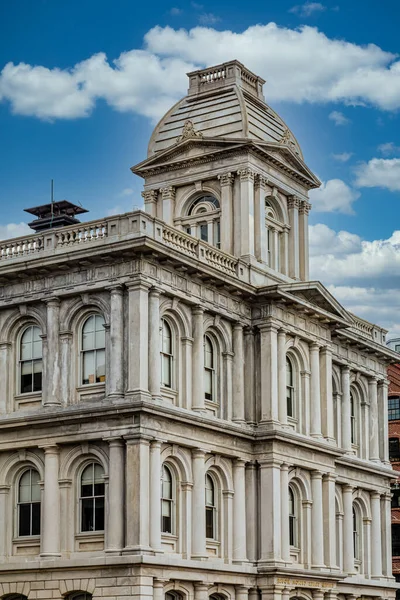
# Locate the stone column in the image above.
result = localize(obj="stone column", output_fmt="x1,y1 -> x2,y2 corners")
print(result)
341,366 -> 352,452
259,460 -> 282,564
382,493 -> 393,577
181,336 -> 193,410
233,458 -> 247,563
44,298 -> 61,406
191,449 -> 207,559
299,200 -> 311,281
0,485 -> 10,557
0,343 -> 11,413
237,168 -> 255,257
368,377 -> 380,461
371,492 -> 382,578
192,306 -> 204,412
254,175 -> 268,263
312,591 -> 324,600
223,351 -> 234,421
142,189 -> 158,217
259,323 -> 279,425
277,329 -> 287,426
311,471 -> 325,568
288,196 -> 300,279
160,186 -> 175,225
322,473 -> 337,568
124,437 -> 151,553
148,288 -> 161,398
245,462 -> 258,562
244,327 -> 256,424
272,228 -> 280,270
342,484 -> 354,574
378,379 -> 390,464
108,286 -> 124,398
127,281 -> 150,395
236,586 -> 249,600
152,579 -> 165,600
320,346 -> 334,442
59,331 -> 72,406
105,438 -> 125,553
280,463 -> 290,563
249,589 -> 259,600
149,440 -> 163,553
194,583 -> 209,600
41,445 -> 61,557
218,172 -> 235,254
282,226 -> 290,276
233,323 -> 245,423
310,343 -> 322,438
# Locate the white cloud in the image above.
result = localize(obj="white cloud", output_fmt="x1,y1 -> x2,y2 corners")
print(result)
328,110 -> 350,125
354,157 -> 400,191
289,2 -> 326,17
3,22 -> 400,121
198,13 -> 220,25
309,224 -> 362,256
378,141 -> 400,155
0,222 -> 31,240
332,152 -> 353,162
308,178 -> 360,214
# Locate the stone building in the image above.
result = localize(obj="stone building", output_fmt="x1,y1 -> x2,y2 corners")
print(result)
0,60 -> 397,600
387,363 -> 400,584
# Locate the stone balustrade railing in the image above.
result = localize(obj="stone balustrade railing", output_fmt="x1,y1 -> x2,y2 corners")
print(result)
55,222 -> 107,246
0,235 -> 44,259
348,312 -> 387,345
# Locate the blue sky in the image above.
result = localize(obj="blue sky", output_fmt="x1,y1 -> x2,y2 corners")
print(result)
1,0 -> 400,334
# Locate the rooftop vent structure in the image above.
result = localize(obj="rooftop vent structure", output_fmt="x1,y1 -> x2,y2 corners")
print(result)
24,200 -> 88,232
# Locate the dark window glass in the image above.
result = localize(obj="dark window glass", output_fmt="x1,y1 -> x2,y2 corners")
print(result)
80,463 -> 105,532
289,487 -> 296,546
389,398 -> 400,421
392,487 -> 400,508
161,465 -> 173,534
205,474 -> 216,539
200,224 -> 208,242
393,524 -> 400,556
286,358 -> 294,418
390,438 -> 400,460
18,468 -> 41,537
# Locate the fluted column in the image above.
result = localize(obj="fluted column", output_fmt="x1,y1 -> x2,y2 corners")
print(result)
233,458 -> 247,563
192,306 -> 204,412
44,298 -> 61,406
160,186 -> 175,225
311,471 -> 325,568
109,286 -> 124,398
288,196 -> 300,279
218,172 -> 235,254
148,288 -> 161,398
342,484 -> 354,574
124,437 -> 151,553
368,377 -> 380,461
127,281 -> 150,395
299,200 -> 311,281
259,323 -> 279,425
41,445 -> 61,557
277,329 -> 287,426
105,438 -> 125,553
254,175 -> 268,263
233,324 -> 245,423
142,189 -> 158,217
191,449 -> 207,559
237,168 -> 255,257
341,366 -> 352,452
322,473 -> 337,568
280,463 -> 290,563
371,492 -> 382,578
320,346 -> 334,442
259,460 -> 282,564
310,343 -> 322,438
378,380 -> 390,464
149,440 -> 163,553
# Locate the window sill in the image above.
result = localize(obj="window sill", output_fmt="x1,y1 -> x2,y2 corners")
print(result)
14,392 -> 42,409
76,383 -> 105,402
75,531 -> 104,538
13,536 -> 40,544
161,533 -> 178,540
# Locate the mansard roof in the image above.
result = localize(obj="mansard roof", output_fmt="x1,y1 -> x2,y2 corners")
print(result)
147,60 -> 304,160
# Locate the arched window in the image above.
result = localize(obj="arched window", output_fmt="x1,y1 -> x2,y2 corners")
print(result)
204,335 -> 215,402
182,195 -> 221,248
289,486 -> 297,546
81,314 -> 106,385
161,464 -> 174,534
205,473 -> 216,539
80,463 -> 105,532
353,505 -> 360,559
65,594 -> 92,600
20,325 -> 42,394
18,468 -> 41,537
160,319 -> 173,389
265,198 -> 283,270
350,392 -> 356,445
286,357 -> 294,418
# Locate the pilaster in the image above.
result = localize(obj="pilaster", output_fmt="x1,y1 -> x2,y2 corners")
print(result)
105,437 -> 125,553
142,189 -> 158,217
108,285 -> 124,398
160,186 -> 176,225
44,297 -> 61,406
237,168 -> 256,258
218,172 -> 235,254
287,195 -> 300,279
40,445 -> 61,557
192,306 -> 205,412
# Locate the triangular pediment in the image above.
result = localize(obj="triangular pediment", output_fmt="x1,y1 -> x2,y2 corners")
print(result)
254,143 -> 320,188
279,281 -> 352,323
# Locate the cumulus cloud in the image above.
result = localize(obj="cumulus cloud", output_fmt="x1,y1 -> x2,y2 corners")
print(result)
289,2 -> 326,17
332,152 -> 353,162
354,158 -> 400,191
329,110 -> 350,125
378,141 -> 400,155
308,178 -> 360,214
0,222 -> 31,240
309,224 -> 362,256
2,22 -> 400,120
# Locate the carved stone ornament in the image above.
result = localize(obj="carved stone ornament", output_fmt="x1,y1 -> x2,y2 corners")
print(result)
237,168 -> 256,182
177,120 -> 203,142
287,195 -> 301,209
218,172 -> 235,187
299,200 -> 312,215
279,128 -> 299,154
141,189 -> 158,203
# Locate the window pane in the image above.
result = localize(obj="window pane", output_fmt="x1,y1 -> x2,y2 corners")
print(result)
95,325 -> 105,350
94,482 -> 105,496
204,369 -> 213,399
19,477 -> 31,502
18,504 -> 31,536
83,350 -> 95,384
82,464 -> 93,483
200,224 -> 208,242
205,506 -> 214,538
162,355 -> 171,387
81,483 -> 92,497
162,499 -> 171,517
94,463 -> 104,481
31,475 -> 41,502
94,497 -> 104,530
162,514 -> 172,534
81,498 -> 94,531
33,361 -> 43,392
96,349 -> 106,382
31,502 -> 41,535
32,336 -> 42,359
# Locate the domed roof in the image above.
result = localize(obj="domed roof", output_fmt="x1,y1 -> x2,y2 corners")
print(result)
148,60 -> 303,160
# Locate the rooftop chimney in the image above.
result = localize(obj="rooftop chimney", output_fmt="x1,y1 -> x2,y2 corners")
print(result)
24,200 -> 88,233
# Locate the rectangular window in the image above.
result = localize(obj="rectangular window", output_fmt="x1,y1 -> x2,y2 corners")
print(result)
393,524 -> 400,556
200,224 -> 208,242
81,498 -> 94,531
390,438 -> 400,460
389,398 -> 400,421
392,487 -> 400,508
289,515 -> 295,546
162,500 -> 172,533
205,506 -> 214,539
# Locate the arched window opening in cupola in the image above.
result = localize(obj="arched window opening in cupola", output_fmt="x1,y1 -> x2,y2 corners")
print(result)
265,198 -> 284,271
181,195 -> 221,249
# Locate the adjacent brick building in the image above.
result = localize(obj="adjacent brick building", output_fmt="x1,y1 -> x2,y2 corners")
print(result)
388,362 -> 400,581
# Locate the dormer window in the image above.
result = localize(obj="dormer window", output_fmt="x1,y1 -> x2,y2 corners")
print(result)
181,195 -> 221,248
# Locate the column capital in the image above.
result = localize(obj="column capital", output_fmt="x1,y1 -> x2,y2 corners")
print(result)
141,189 -> 158,203
310,342 -> 321,351
125,278 -> 152,292
0,341 -> 12,349
150,439 -> 163,449
371,491 -> 381,500
255,173 -> 270,189
39,444 -> 60,455
237,168 -> 256,182
258,321 -> 280,333
311,469 -> 323,480
43,296 -> 60,306
107,283 -> 124,294
104,436 -> 125,448
233,321 -> 244,331
233,457 -> 247,468
192,305 -> 204,316
323,472 -> 337,482
299,200 -> 312,215
287,195 -> 301,209
149,286 -> 163,297
192,448 -> 207,459
193,582 -> 209,591
341,364 -> 351,375
218,172 -> 235,186
281,462 -> 290,472
153,579 -> 167,589
160,186 -> 176,200
342,484 -> 353,493
368,375 -> 379,384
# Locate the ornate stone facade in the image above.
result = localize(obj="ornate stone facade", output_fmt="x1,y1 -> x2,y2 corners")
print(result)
0,60 -> 398,600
